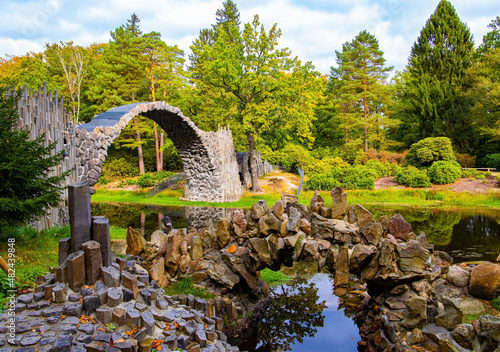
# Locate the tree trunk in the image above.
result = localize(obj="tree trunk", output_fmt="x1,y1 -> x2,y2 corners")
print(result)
135,119 -> 145,175
140,212 -> 146,236
159,132 -> 164,172
154,123 -> 160,172
364,125 -> 368,152
248,132 -> 261,192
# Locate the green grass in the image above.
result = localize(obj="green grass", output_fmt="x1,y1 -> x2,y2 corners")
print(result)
260,268 -> 291,287
163,275 -> 216,300
92,187 -> 500,210
110,226 -> 127,240
0,225 -> 69,311
491,298 -> 500,310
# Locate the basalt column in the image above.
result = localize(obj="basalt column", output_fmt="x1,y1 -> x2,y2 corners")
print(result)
69,181 -> 92,252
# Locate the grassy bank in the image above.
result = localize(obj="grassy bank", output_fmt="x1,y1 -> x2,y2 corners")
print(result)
0,226 -> 69,310
92,188 -> 500,210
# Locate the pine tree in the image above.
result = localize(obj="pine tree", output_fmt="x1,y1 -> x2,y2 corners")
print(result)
0,91 -> 68,230
331,30 -> 392,152
402,0 -> 474,150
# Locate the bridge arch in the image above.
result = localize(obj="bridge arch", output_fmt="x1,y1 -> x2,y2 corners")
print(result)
76,102 -> 243,202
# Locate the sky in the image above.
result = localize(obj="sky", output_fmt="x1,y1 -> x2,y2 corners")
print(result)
0,0 -> 498,75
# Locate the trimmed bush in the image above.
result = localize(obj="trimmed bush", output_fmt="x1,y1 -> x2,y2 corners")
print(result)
364,159 -> 390,178
461,169 -> 477,178
304,165 -> 377,191
497,173 -> 500,186
389,163 -> 402,176
428,161 -> 462,185
475,173 -> 486,180
406,137 -> 455,168
394,166 -> 432,188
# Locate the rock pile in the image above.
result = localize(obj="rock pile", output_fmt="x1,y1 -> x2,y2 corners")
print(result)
0,263 -> 238,352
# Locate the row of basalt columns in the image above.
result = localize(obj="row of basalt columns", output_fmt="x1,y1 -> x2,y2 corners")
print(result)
57,181 -> 112,291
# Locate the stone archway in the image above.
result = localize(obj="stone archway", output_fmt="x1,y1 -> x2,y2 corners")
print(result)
75,102 -> 243,202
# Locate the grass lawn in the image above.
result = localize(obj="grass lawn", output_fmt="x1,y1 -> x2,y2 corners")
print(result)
91,187 -> 500,210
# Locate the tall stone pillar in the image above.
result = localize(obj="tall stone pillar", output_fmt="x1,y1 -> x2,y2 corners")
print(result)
69,181 -> 92,252
93,218 -> 112,267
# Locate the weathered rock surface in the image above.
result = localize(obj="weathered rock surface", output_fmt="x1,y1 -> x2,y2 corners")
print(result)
469,262 -> 500,300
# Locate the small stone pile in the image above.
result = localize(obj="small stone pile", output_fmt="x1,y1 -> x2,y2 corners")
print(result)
0,261 -> 238,352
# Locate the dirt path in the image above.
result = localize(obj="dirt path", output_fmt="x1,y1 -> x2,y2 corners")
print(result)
375,175 -> 498,194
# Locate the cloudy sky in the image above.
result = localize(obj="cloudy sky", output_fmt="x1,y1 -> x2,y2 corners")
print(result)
1,0 -> 498,75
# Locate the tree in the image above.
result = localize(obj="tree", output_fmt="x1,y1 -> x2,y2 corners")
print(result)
330,30 -> 392,152
477,16 -> 500,55
401,0 -> 474,151
0,91 -> 68,230
190,3 -> 321,190
44,42 -> 91,122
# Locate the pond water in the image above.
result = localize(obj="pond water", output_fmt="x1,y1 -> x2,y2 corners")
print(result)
91,202 -> 500,351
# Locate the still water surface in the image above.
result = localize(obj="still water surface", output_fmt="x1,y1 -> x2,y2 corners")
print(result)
91,202 -> 500,351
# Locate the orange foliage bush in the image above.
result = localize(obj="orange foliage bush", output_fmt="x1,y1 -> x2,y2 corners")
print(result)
364,148 -> 407,164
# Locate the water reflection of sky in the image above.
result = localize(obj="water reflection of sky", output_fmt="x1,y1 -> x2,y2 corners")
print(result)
288,273 -> 359,352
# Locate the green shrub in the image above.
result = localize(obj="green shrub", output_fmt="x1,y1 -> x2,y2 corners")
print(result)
98,176 -> 111,185
497,173 -> 500,185
406,137 -> 455,168
394,166 -> 432,188
428,161 -> 462,185
304,165 -> 376,191
485,171 -> 492,176
462,169 -> 478,178
389,163 -> 402,176
484,154 -> 500,170
364,159 -> 390,178
475,173 -> 486,180
102,158 -> 138,177
134,171 -> 176,188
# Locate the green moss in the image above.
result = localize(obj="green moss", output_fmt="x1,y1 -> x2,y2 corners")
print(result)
463,313 -> 482,324
491,298 -> 500,310
163,276 -> 216,300
260,268 -> 291,287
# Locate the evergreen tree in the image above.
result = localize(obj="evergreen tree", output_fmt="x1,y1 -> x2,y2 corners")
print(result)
331,30 -> 392,152
0,91 -> 68,230
402,0 -> 474,151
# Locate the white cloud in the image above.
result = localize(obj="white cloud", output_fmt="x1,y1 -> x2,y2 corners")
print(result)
0,0 -> 498,74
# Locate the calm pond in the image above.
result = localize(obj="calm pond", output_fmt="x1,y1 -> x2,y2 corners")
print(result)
91,202 -> 500,351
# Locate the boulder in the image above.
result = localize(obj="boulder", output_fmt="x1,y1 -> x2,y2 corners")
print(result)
360,222 -> 383,245
309,191 -> 325,214
110,239 -> 127,256
389,213 -> 412,240
258,213 -> 282,236
231,210 -> 248,236
436,297 -> 463,331
469,262 -> 500,300
249,238 -> 272,267
126,227 -> 146,256
191,236 -> 204,261
378,215 -> 389,235
331,187 -> 347,219
350,244 -> 377,274
272,200 -> 285,220
446,266 -> 470,287
206,263 -> 240,289
451,324 -> 476,350
281,192 -> 298,207
150,230 -> 167,247
148,257 -> 168,288
347,205 -> 356,224
202,222 -> 217,250
216,219 -> 231,248
356,204 -> 374,228
401,296 -> 427,330
251,200 -> 270,220
298,218 -> 311,234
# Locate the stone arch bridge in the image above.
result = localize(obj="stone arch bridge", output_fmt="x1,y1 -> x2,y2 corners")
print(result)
14,85 -> 243,228
76,102 -> 243,202
15,84 -> 243,205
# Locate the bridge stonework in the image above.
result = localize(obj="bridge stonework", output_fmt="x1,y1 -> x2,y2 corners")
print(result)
76,102 -> 243,202
13,86 -> 243,228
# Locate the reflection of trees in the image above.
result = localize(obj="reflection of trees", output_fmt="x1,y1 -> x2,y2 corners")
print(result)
411,211 -> 461,246
258,278 -> 327,351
